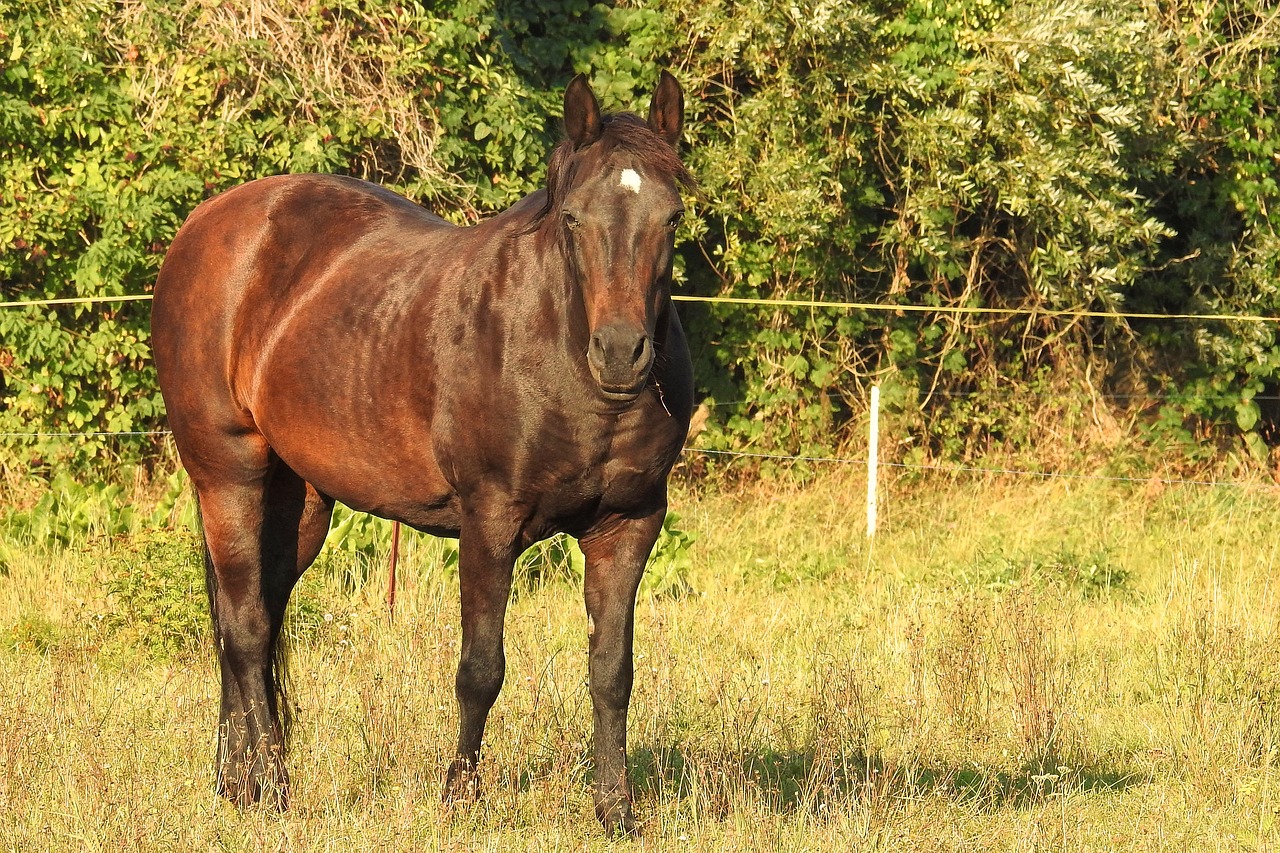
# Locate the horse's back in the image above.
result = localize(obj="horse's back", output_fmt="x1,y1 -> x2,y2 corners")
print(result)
156,175 -> 442,377
156,174 -> 448,310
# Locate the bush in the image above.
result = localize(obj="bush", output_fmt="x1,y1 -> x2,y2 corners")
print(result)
99,529 -> 208,660
1,0 -> 1278,473
674,0 -> 1278,464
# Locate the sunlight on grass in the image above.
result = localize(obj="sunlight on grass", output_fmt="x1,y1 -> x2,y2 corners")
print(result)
3,471 -> 1280,849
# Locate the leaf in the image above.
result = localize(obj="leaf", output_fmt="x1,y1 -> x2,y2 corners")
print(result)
1235,400 -> 1260,432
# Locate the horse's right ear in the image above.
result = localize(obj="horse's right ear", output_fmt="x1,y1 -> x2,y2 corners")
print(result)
564,74 -> 603,149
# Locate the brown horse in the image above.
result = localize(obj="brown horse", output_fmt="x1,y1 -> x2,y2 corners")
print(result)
151,72 -> 694,834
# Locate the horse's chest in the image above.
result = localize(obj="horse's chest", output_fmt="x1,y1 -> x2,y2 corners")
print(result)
534,420 -> 675,519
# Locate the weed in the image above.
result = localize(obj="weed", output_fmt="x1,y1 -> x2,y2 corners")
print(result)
2,612 -> 60,654
357,675 -> 404,801
642,512 -> 697,599
146,467 -> 199,533
1157,588 -> 1280,784
99,529 -> 208,660
1000,587 -> 1071,766
7,473 -> 1280,847
806,644 -> 886,814
514,513 -> 696,600
319,504 -> 402,592
322,506 -> 695,600
961,546 -> 1131,599
513,535 -> 582,597
929,595 -> 994,741
0,472 -> 139,548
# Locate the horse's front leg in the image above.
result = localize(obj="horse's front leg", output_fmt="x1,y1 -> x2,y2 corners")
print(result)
579,504 -> 667,836
443,507 -> 519,803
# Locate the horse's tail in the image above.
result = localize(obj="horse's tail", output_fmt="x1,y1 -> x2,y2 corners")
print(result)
269,590 -> 295,744
196,493 -> 219,648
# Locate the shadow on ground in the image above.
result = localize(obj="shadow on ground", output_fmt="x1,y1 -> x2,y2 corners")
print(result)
626,744 -> 1144,816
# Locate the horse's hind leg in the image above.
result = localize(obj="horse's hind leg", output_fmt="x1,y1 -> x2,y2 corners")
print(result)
195,440 -> 332,810
199,471 -> 287,808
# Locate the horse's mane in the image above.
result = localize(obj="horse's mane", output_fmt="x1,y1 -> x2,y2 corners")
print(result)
531,113 -> 696,229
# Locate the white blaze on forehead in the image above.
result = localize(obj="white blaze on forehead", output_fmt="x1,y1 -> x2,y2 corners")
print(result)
619,168 -> 643,193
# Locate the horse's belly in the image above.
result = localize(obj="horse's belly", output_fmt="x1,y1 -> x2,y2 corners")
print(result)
257,409 -> 460,533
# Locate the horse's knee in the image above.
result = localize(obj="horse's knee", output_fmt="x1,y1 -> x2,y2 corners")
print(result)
589,667 -> 633,712
588,627 -> 635,710
455,647 -> 506,709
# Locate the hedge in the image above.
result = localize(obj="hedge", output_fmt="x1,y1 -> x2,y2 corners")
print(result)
1,0 -> 1277,473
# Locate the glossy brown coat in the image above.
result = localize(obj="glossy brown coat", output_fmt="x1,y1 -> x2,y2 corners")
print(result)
151,72 -> 694,834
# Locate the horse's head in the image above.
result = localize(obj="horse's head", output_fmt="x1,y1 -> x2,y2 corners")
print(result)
546,72 -> 692,402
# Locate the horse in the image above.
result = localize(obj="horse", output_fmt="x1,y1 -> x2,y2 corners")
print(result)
151,71 -> 695,834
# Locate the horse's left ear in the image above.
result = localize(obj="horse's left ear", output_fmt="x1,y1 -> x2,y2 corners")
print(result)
647,70 -> 684,147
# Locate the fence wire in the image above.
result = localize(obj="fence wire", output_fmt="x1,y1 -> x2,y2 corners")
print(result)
1,292 -> 1273,490
0,427 -> 1260,490
687,448 -> 1249,489
4,291 -> 1280,324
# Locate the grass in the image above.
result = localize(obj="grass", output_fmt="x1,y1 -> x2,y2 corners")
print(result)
3,467 -> 1280,850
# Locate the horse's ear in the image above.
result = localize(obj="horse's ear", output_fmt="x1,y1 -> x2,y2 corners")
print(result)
647,70 -> 684,147
564,74 -> 603,149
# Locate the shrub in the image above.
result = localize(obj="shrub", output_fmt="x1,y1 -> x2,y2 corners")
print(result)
1,0 -> 1278,474
99,529 -> 208,660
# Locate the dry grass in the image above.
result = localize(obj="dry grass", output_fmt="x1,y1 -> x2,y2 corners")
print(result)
110,0 -> 470,205
4,470 -> 1280,849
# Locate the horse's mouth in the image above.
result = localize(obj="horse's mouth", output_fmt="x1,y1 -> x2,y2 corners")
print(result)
598,380 -> 648,402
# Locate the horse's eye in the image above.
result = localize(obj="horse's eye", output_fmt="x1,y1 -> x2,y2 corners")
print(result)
666,210 -> 684,229
563,211 -> 582,230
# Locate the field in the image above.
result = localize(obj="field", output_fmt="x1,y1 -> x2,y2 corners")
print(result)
3,467 -> 1280,851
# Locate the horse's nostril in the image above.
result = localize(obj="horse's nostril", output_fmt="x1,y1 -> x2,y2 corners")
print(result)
588,327 -> 651,384
631,336 -> 649,365
589,332 -> 607,364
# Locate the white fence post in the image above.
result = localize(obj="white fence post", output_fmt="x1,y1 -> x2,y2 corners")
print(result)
867,384 -> 879,539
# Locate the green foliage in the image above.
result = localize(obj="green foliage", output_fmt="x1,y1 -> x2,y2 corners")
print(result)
643,511 -> 697,598
0,0 -> 622,471
511,512 -> 697,599
514,511 -> 696,599
1,0 -> 1278,473
0,471 -> 139,546
1134,0 -> 1280,452
958,546 -> 1132,599
674,0 -> 1208,460
2,612 -> 60,654
322,503 -> 695,599
99,528 -> 208,659
147,466 -> 200,533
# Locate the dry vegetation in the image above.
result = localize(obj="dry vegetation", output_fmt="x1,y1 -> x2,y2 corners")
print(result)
3,468 -> 1280,850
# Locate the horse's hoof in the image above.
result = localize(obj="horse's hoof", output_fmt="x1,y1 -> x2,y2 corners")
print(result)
595,794 -> 638,837
216,761 -> 290,811
442,760 -> 481,804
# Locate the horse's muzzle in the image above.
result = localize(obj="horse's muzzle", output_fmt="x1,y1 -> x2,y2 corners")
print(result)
588,325 -> 654,400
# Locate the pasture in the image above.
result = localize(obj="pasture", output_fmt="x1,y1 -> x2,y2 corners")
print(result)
3,468 -> 1280,850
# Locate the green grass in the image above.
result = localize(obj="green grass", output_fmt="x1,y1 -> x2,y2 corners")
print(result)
3,469 -> 1280,850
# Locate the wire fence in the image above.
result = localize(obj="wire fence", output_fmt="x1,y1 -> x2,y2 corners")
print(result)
4,291 -> 1280,323
0,294 -> 156,310
0,426 -> 1263,490
690,448 -> 1249,488
1,291 -> 1274,491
